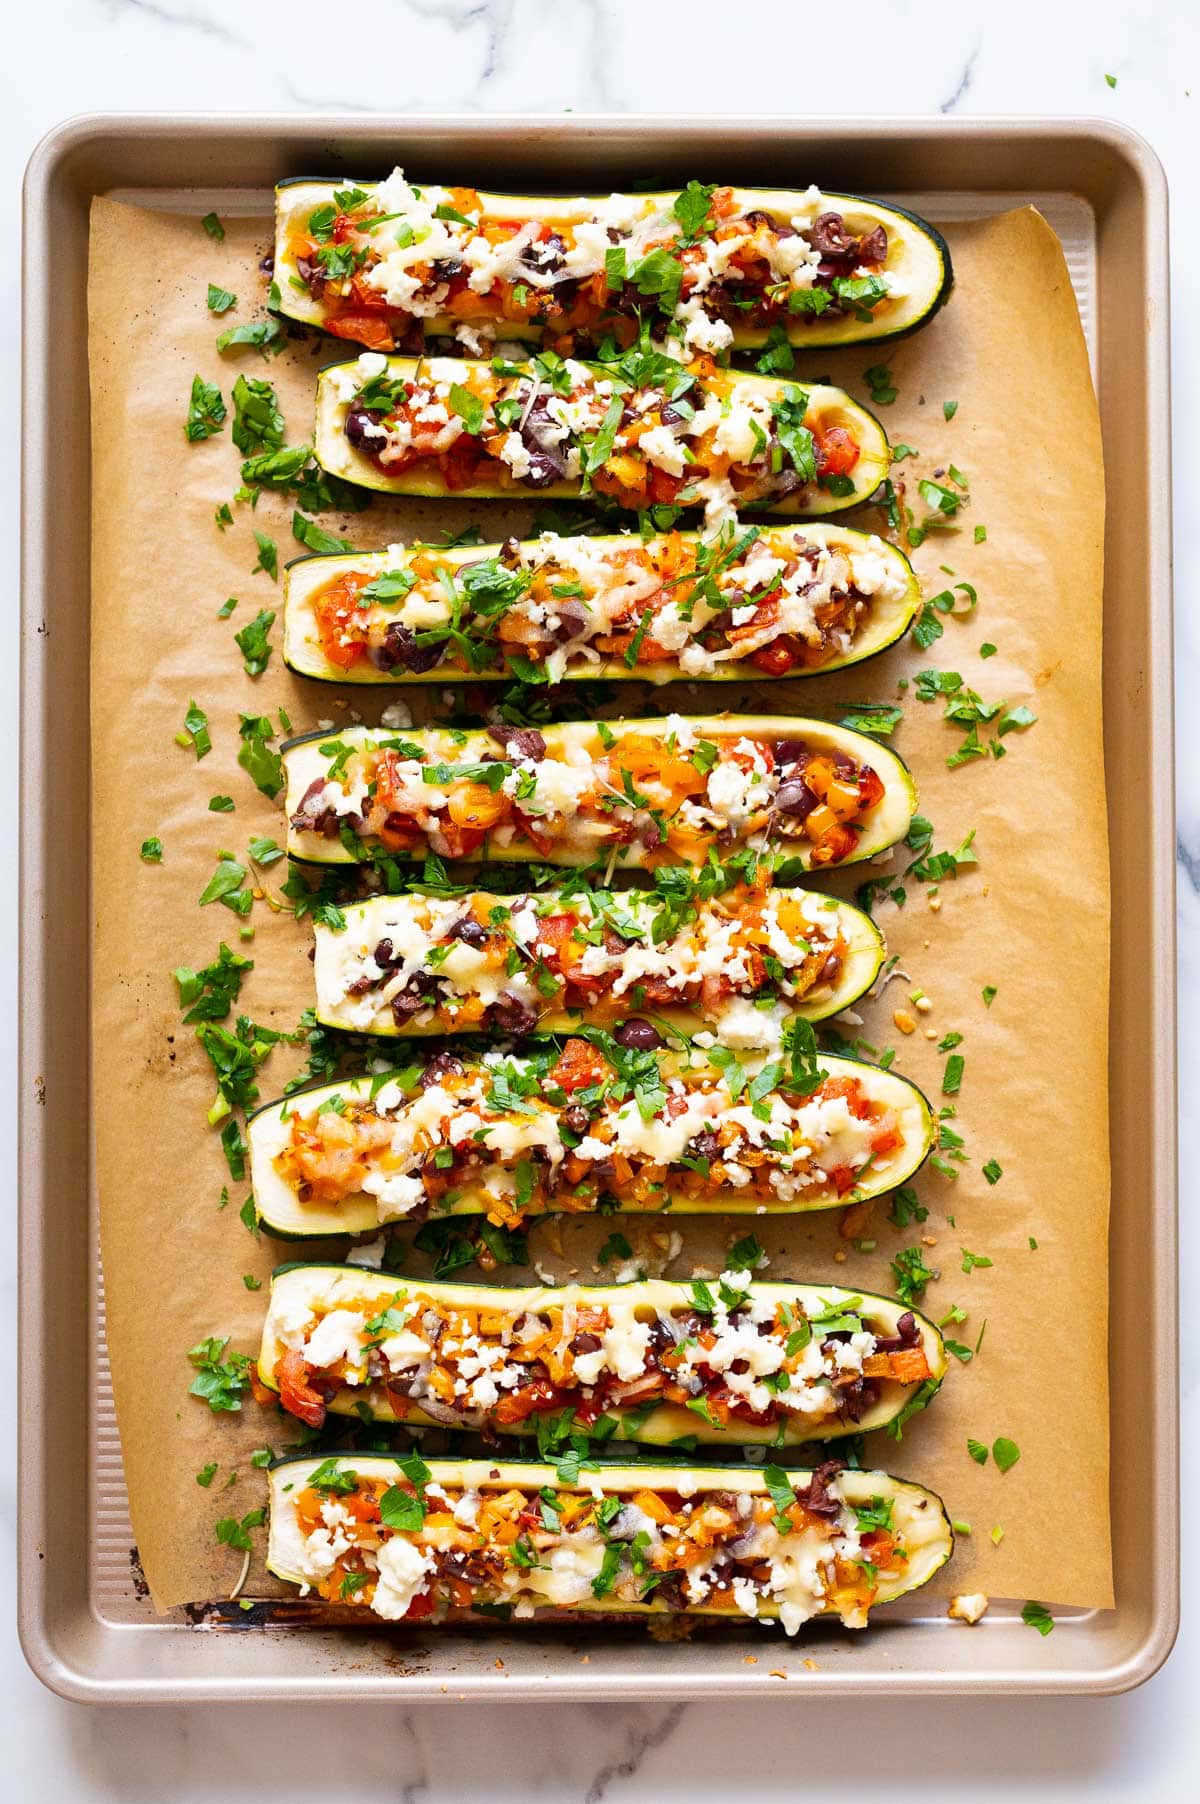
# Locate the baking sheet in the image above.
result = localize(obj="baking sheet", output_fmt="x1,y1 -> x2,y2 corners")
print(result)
88,192 -> 1110,1616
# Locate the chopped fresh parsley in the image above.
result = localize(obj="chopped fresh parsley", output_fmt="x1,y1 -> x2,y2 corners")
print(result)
863,364 -> 897,406
185,375 -> 226,442
252,530 -> 278,581
292,510 -> 354,555
231,375 -> 285,455
237,713 -> 283,799
234,607 -> 275,677
891,1244 -> 937,1306
215,1509 -> 265,1553
187,1336 -> 252,1412
178,699 -> 212,759
992,1436 -> 1021,1474
217,317 -> 283,355
597,1230 -> 633,1268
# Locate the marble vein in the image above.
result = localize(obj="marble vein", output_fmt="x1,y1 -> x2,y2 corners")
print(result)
583,1703 -> 687,1804
101,0 -> 247,48
940,41 -> 980,113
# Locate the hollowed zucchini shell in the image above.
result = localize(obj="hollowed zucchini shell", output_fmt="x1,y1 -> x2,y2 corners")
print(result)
259,1264 -> 946,1445
280,714 -> 918,872
312,355 -> 891,517
265,1452 -> 954,1618
246,1054 -> 935,1239
281,525 -> 920,687
312,886 -> 885,1036
275,180 -> 952,351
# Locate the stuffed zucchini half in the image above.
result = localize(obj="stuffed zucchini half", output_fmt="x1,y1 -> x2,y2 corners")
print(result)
313,352 -> 890,519
266,1453 -> 953,1630
314,880 -> 884,1040
282,521 -> 919,687
247,1038 -> 934,1237
260,1264 -> 947,1444
282,715 -> 917,872
275,173 -> 952,353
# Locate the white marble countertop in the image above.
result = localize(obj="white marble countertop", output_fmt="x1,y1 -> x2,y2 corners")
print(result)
3,0 -> 1196,1796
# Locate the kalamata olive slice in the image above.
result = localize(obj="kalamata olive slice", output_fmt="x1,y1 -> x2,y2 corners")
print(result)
775,779 -> 818,819
614,1019 -> 664,1050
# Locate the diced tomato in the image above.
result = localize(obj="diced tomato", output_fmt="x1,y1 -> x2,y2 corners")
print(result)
857,764 -> 885,808
820,1075 -> 871,1119
440,438 -> 486,491
311,578 -> 370,669
750,639 -> 798,676
276,1350 -> 328,1430
809,823 -> 858,865
648,467 -> 681,505
815,426 -> 860,477
534,913 -> 579,970
492,1378 -> 572,1424
402,1587 -> 438,1620
549,1037 -> 609,1093
828,1164 -> 858,1196
325,313 -> 395,352
437,823 -> 487,859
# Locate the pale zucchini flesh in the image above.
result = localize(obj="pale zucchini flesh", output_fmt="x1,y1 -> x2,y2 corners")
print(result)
313,355 -> 892,517
259,1264 -> 947,1444
265,1453 -> 954,1620
312,885 -> 886,1037
247,1055 -> 935,1240
275,180 -> 952,350
281,714 -> 919,872
282,523 -> 921,688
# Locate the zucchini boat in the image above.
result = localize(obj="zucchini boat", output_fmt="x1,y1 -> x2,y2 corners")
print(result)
260,1264 -> 947,1444
314,879 -> 884,1041
266,1453 -> 954,1630
283,520 -> 919,686
313,351 -> 890,520
275,173 -> 952,352
282,715 -> 918,872
247,1037 -> 934,1237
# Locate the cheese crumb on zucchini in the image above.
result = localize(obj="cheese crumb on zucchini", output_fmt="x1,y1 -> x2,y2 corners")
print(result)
282,715 -> 917,873
275,175 -> 951,354
266,1454 -> 954,1631
247,1038 -> 934,1236
313,351 -> 891,520
313,880 -> 884,1041
260,1265 -> 947,1444
283,521 -> 918,686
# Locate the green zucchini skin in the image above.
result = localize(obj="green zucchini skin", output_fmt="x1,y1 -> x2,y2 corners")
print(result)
312,355 -> 892,518
274,179 -> 952,351
280,714 -> 919,872
259,1263 -> 947,1445
281,525 -> 921,688
246,1055 -> 935,1240
265,1452 -> 955,1622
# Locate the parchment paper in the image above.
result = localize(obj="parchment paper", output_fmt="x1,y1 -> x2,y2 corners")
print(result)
89,194 -> 1110,1614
